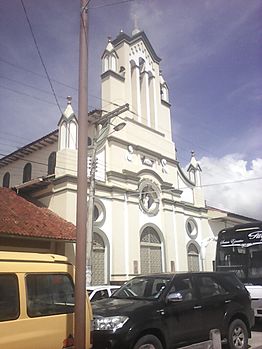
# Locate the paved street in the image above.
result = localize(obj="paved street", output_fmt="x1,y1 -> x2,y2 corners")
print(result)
249,320 -> 262,349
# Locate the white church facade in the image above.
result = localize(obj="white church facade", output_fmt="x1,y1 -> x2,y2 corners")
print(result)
0,30 -> 254,285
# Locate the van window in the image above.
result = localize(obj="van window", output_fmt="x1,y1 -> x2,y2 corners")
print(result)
26,273 -> 74,317
0,274 -> 19,321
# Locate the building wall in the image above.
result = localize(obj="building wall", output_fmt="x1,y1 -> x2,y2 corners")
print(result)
0,144 -> 57,188
0,31 -> 256,285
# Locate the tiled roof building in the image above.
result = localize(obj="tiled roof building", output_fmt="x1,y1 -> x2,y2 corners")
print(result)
0,187 -> 76,254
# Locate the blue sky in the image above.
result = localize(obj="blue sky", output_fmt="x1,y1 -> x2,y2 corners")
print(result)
0,0 -> 261,219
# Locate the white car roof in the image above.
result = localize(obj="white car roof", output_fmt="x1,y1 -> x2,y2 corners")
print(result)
87,285 -> 120,291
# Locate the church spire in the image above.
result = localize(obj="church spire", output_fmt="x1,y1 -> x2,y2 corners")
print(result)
132,14 -> 140,36
58,97 -> 78,150
187,151 -> 202,186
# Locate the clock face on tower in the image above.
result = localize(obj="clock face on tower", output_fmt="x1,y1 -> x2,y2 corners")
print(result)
139,180 -> 159,216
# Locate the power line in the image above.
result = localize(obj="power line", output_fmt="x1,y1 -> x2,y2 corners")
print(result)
0,56 -> 78,91
0,75 -> 64,98
0,113 -> 255,187
0,55 -> 212,157
20,0 -> 63,114
1,149 -> 262,190
0,53 -> 225,161
0,85 -> 57,106
89,0 -> 135,10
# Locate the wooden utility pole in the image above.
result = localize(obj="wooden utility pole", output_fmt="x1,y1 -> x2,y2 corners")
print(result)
86,103 -> 129,286
75,0 -> 89,348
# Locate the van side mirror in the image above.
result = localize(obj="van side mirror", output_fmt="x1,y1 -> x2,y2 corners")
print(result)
167,292 -> 183,302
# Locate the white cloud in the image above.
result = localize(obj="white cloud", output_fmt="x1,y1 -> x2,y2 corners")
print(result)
199,154 -> 262,220
227,78 -> 262,104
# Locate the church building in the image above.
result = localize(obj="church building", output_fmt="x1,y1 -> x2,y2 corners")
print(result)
0,29 -> 254,285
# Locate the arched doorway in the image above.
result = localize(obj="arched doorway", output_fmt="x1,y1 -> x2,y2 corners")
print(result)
140,226 -> 162,274
92,232 -> 105,285
187,242 -> 200,272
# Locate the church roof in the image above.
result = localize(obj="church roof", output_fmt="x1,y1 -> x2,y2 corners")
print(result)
207,205 -> 258,223
0,100 -> 100,169
0,187 -> 76,241
0,130 -> 58,168
112,30 -> 161,63
57,96 -> 77,125
187,151 -> 202,172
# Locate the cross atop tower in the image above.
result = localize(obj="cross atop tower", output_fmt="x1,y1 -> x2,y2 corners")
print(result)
132,14 -> 140,36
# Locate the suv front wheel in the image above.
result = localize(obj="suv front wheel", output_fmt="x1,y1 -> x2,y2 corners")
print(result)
133,334 -> 163,349
228,319 -> 248,349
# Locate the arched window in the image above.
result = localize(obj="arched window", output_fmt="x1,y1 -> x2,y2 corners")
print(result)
140,226 -> 162,274
111,54 -> 117,72
23,163 -> 32,183
139,57 -> 145,75
187,243 -> 200,272
161,84 -> 169,102
189,170 -> 196,184
92,233 -> 105,285
47,152 -> 56,175
60,122 -> 67,149
103,55 -> 109,72
69,121 -> 77,149
3,172 -> 10,188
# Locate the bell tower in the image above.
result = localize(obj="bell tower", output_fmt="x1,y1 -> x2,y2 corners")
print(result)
101,29 -> 173,141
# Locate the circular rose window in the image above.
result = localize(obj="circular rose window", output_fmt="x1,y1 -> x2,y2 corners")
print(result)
139,180 -> 159,216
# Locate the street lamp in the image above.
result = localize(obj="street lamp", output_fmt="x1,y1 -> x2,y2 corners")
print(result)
113,122 -> 126,132
86,120 -> 126,286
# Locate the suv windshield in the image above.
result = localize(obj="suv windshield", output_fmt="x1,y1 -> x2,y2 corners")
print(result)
112,276 -> 171,300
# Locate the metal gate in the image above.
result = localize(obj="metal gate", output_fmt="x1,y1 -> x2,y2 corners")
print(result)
92,233 -> 105,285
140,227 -> 162,274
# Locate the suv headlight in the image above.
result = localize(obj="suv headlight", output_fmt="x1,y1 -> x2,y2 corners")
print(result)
94,315 -> 129,332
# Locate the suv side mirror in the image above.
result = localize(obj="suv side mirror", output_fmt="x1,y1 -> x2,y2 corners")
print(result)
167,292 -> 183,302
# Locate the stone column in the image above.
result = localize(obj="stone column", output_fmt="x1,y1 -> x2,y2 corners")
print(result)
140,71 -> 150,126
131,65 -> 141,122
149,76 -> 158,129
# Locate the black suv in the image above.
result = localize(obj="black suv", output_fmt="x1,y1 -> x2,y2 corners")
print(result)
92,272 -> 254,349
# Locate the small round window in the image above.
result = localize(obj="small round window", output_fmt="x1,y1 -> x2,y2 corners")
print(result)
93,205 -> 99,221
186,219 -> 198,239
92,201 -> 105,226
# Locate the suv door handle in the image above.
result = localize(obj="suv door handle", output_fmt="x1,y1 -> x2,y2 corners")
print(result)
225,300 -> 231,303
194,305 -> 202,310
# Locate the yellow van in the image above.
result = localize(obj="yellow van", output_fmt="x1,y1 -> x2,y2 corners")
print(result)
0,251 -> 93,349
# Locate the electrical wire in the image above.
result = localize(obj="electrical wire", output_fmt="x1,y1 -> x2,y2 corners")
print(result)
0,1 -> 257,182
1,147 -> 262,191
20,0 -> 63,114
0,53 -> 222,160
0,75 -> 66,98
89,0 -> 135,10
0,85 -> 57,106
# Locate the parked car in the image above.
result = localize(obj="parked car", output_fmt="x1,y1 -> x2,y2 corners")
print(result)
0,251 -> 93,349
87,285 -> 120,302
92,272 -> 254,349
